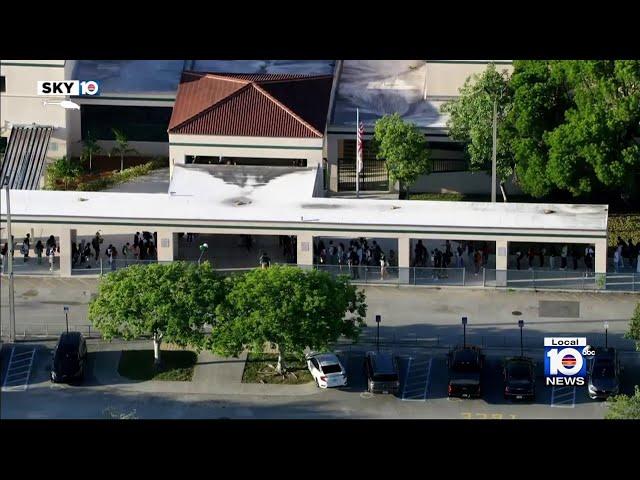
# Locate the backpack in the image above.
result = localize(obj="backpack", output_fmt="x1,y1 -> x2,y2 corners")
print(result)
20,243 -> 29,255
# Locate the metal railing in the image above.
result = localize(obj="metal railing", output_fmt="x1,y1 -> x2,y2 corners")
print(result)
482,268 -> 639,292
314,265 -> 469,286
0,323 -> 102,340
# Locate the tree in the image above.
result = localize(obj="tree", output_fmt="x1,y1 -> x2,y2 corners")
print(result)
441,63 -> 513,200
624,302 -> 640,351
45,156 -> 81,190
80,132 -> 103,172
209,265 -> 367,374
605,385 -> 640,420
508,60 -> 640,199
373,113 -> 431,197
88,262 -> 227,367
110,128 -> 138,172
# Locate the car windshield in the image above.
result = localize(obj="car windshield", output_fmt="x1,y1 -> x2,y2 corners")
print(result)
321,363 -> 342,374
452,351 -> 480,372
508,364 -> 532,379
373,373 -> 398,382
593,361 -> 615,378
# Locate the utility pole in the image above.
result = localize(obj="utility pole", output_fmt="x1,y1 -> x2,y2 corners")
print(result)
491,97 -> 497,203
4,177 -> 16,343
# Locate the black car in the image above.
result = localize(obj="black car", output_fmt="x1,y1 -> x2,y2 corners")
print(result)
588,347 -> 621,400
447,346 -> 483,398
503,356 -> 536,401
51,332 -> 87,384
364,351 -> 400,394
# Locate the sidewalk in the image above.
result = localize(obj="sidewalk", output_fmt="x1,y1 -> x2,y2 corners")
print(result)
89,342 -> 319,397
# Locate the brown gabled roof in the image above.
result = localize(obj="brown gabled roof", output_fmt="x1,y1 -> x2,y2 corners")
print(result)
168,72 -> 334,138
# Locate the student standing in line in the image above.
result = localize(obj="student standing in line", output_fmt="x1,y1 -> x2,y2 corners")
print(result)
35,240 -> 44,265
1,242 -> 8,273
560,245 -> 568,270
48,247 -> 55,271
20,241 -> 29,262
613,247 -> 621,273
549,245 -> 557,270
122,243 -> 130,266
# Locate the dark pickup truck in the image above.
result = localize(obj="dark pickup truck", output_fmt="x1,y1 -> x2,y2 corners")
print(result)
447,346 -> 484,398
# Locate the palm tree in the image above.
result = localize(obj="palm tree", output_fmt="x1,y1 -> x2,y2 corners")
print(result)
81,132 -> 102,172
110,128 -> 138,172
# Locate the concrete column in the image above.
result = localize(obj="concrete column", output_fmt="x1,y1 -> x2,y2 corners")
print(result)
58,227 -> 74,277
327,135 -> 339,192
495,239 -> 508,287
156,229 -> 174,263
296,231 -> 314,267
398,236 -> 410,284
594,238 -> 608,289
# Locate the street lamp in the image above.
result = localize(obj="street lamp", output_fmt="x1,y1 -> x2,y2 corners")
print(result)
63,306 -> 70,333
376,315 -> 381,352
42,100 -> 81,110
3,176 -> 16,343
518,319 -> 524,357
198,242 -> 209,266
462,316 -> 468,348
604,321 -> 609,349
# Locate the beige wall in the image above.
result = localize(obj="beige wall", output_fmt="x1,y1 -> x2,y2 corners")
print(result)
1,61 -> 70,158
424,61 -> 513,98
169,134 -> 324,177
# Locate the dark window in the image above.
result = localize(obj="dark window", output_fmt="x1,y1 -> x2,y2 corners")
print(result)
0,137 -> 7,156
0,76 -> 5,92
81,105 -> 172,142
507,364 -> 532,379
310,358 -> 320,369
321,363 -> 342,374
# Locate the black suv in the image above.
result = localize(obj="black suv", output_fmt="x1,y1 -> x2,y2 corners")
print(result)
588,347 -> 621,400
503,356 -> 536,401
447,345 -> 484,398
51,332 -> 87,384
364,351 -> 400,394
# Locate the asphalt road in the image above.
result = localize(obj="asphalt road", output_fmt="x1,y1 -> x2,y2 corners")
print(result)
2,342 -> 639,419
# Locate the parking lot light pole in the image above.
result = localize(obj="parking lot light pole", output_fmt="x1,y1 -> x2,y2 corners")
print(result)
198,242 -> 209,266
4,176 -> 16,343
64,306 -> 69,333
518,320 -> 524,357
462,316 -> 468,348
376,315 -> 381,352
604,321 -> 609,349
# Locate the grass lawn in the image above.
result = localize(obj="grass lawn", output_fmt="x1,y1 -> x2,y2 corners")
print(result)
118,350 -> 197,381
242,353 -> 313,385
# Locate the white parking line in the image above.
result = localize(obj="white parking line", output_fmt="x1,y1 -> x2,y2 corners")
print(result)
2,347 -> 37,392
402,357 -> 432,402
550,386 -> 576,408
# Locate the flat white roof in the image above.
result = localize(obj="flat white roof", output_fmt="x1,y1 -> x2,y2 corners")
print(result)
1,165 -> 608,235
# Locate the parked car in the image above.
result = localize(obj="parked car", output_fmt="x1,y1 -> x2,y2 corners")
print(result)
50,332 -> 87,384
447,345 -> 484,398
306,352 -> 347,388
588,347 -> 621,400
364,351 -> 400,394
503,356 -> 536,400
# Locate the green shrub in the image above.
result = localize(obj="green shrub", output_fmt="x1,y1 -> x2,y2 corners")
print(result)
625,303 -> 640,351
608,215 -> 640,247
44,156 -> 83,190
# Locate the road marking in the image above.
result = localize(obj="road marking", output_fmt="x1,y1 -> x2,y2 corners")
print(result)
2,346 -> 36,392
402,357 -> 432,401
462,412 -> 517,420
550,386 -> 576,408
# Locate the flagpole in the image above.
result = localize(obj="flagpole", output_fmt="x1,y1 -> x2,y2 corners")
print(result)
356,108 -> 360,199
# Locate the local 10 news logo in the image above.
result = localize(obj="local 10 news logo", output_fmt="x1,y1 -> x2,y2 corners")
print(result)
544,337 -> 595,386
37,80 -> 99,96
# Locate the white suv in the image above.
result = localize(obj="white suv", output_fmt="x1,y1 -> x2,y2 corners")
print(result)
306,352 -> 347,388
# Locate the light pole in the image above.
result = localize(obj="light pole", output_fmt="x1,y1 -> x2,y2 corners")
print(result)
376,314 -> 381,352
462,316 -> 468,348
604,321 -> 609,349
198,242 -> 208,266
63,306 -> 69,333
518,319 -> 524,357
3,176 -> 16,343
491,96 -> 497,203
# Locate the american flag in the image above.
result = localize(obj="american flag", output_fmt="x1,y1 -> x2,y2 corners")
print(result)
356,120 -> 364,173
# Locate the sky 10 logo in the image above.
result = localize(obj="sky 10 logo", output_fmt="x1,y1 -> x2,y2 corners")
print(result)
37,80 -> 99,96
544,337 -> 595,386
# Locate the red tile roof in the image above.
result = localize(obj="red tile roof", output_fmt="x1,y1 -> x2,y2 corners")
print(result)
168,72 -> 334,138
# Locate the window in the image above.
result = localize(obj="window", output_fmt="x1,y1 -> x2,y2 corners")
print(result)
81,105 -> 173,142
0,76 -> 5,93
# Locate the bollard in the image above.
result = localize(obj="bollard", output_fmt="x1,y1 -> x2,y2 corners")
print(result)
100,258 -> 103,276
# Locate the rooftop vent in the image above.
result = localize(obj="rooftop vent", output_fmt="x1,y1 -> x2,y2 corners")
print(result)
543,209 -> 555,214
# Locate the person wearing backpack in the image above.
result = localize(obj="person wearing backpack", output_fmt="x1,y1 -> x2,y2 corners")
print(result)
259,251 -> 271,269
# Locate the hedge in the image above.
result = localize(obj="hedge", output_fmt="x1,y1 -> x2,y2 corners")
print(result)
608,214 -> 640,247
